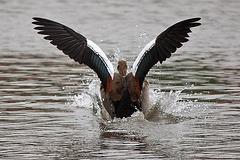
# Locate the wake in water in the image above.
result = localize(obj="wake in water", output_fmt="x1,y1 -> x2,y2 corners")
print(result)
68,80 -> 206,123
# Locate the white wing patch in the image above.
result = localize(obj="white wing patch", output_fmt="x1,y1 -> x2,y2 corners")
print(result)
132,38 -> 156,76
87,39 -> 114,79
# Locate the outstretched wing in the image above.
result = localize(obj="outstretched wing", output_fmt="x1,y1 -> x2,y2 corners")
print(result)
32,17 -> 114,92
132,18 -> 201,90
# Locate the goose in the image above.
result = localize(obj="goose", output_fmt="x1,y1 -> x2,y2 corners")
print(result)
32,17 -> 201,119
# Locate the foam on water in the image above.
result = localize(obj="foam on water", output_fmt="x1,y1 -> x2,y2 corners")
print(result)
69,80 -> 101,110
69,80 -> 206,122
150,88 -> 199,114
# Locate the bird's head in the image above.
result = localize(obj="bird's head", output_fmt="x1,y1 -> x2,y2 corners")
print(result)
117,60 -> 127,76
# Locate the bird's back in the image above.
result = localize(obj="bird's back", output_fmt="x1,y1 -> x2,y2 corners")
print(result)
101,72 -> 142,119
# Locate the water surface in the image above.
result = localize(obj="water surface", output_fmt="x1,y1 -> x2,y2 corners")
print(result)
0,0 -> 240,159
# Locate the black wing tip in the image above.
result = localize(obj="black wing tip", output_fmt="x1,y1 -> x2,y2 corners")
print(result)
33,26 -> 42,30
32,17 -> 45,25
190,17 -> 201,21
185,17 -> 201,22
186,17 -> 201,26
32,17 -> 40,20
32,17 -> 45,23
32,17 -> 50,21
32,17 -> 61,26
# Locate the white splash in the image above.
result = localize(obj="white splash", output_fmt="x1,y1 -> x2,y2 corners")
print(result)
69,80 -> 206,121
69,80 -> 101,112
147,86 -> 208,120
150,88 -> 188,114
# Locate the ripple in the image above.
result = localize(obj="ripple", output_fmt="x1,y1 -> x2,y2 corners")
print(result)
1,0 -> 240,159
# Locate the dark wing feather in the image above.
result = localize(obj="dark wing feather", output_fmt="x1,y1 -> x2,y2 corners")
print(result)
32,17 -> 114,91
132,18 -> 201,90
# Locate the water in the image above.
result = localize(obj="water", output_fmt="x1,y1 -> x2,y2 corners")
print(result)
0,0 -> 240,159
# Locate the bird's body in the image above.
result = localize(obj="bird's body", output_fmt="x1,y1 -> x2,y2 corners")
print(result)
100,70 -> 149,119
32,17 -> 201,120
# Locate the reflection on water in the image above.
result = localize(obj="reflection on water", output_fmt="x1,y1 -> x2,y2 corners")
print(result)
0,0 -> 240,159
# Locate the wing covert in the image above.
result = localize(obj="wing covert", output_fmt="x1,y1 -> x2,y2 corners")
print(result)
32,17 -> 114,92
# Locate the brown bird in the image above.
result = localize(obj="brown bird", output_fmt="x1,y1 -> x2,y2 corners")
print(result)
32,17 -> 201,119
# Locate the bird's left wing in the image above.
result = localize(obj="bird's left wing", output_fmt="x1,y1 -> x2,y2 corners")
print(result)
132,18 -> 201,95
32,17 -> 114,92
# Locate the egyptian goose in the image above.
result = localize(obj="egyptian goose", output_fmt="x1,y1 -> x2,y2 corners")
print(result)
32,17 -> 201,119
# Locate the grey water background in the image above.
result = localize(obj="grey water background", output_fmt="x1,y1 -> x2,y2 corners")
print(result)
0,0 -> 240,159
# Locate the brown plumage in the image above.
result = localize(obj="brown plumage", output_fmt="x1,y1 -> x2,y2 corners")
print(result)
101,61 -> 148,119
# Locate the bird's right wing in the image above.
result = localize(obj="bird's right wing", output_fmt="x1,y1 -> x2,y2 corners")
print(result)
32,17 -> 114,92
